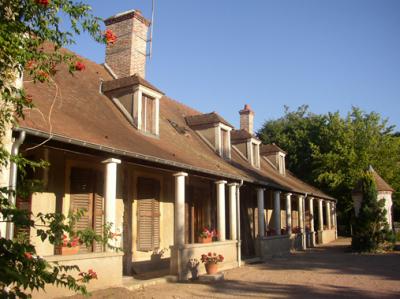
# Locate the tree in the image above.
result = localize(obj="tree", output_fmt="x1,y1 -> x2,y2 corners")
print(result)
1,1 -> 117,297
258,106 -> 400,229
351,172 -> 392,252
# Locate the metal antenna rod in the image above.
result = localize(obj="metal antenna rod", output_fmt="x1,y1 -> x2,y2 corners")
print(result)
149,0 -> 155,59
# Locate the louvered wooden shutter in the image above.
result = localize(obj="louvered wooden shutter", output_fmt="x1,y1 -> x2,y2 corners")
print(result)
70,168 -> 93,253
15,195 -> 32,238
93,172 -> 104,252
137,177 -> 160,251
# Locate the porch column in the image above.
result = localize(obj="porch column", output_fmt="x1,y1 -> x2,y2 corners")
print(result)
173,172 -> 188,246
274,191 -> 281,235
298,195 -> 306,249
333,203 -> 338,238
228,183 -> 238,240
326,201 -> 331,229
102,158 -> 121,251
318,199 -> 323,231
285,193 -> 292,235
257,188 -> 265,238
309,197 -> 316,247
216,180 -> 227,241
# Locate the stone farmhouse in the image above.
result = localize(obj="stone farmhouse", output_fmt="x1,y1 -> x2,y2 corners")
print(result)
1,9 -> 338,297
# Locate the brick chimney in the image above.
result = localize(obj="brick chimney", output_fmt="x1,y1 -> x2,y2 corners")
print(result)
104,10 -> 150,79
239,104 -> 254,135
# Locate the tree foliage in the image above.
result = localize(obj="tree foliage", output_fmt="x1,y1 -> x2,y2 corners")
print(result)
258,106 -> 400,226
0,1 -> 118,297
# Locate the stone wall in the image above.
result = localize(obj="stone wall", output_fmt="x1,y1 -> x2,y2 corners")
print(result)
256,235 -> 291,259
32,252 -> 123,299
170,240 -> 238,280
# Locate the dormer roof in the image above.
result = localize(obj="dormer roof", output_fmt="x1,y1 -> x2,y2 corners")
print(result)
260,143 -> 287,155
185,112 -> 233,128
102,74 -> 164,96
231,129 -> 254,144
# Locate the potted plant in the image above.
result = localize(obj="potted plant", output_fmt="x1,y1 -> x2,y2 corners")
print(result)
55,234 -> 80,255
198,227 -> 217,243
200,252 -> 224,274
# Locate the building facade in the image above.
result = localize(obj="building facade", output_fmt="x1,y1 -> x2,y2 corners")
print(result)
0,9 -> 338,298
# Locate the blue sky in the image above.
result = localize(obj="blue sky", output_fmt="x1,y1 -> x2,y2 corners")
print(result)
68,0 -> 400,132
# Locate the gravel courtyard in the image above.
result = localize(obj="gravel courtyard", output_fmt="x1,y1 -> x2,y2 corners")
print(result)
68,238 -> 400,299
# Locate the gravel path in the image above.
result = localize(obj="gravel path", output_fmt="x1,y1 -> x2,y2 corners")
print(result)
68,238 -> 400,299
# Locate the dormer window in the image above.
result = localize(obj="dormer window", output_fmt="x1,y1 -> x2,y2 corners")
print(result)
185,112 -> 233,159
231,129 -> 261,169
102,75 -> 163,137
260,143 -> 287,175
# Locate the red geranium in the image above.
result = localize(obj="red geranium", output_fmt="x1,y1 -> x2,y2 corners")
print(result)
104,29 -> 117,44
36,0 -> 50,6
24,252 -> 33,260
201,252 -> 224,264
75,61 -> 85,71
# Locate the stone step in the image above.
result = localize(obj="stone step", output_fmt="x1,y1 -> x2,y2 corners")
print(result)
122,275 -> 177,291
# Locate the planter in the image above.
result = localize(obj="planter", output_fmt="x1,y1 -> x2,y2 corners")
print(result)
198,236 -> 212,243
205,262 -> 218,274
55,245 -> 80,255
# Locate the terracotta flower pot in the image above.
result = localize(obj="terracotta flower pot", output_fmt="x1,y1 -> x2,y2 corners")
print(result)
56,245 -> 80,255
205,262 -> 218,274
198,236 -> 212,243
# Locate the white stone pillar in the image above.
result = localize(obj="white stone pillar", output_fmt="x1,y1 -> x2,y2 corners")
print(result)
308,197 -> 316,247
285,193 -> 292,235
318,199 -> 323,231
333,203 -> 338,238
326,201 -> 331,229
102,158 -> 121,250
216,180 -> 227,241
228,183 -> 238,240
298,195 -> 304,233
0,127 -> 13,238
173,172 -> 188,246
309,197 -> 315,232
274,191 -> 281,235
257,188 -> 265,238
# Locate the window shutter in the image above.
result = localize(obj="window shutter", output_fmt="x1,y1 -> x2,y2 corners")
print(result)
137,177 -> 160,251
15,195 -> 32,238
93,173 -> 104,252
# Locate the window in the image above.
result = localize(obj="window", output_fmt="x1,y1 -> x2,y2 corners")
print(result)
278,153 -> 286,175
251,141 -> 260,168
137,177 -> 160,251
221,128 -> 230,158
141,94 -> 156,134
68,167 -> 104,253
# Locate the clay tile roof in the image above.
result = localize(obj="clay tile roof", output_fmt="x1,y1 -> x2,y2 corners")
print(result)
370,167 -> 394,192
353,166 -> 394,192
260,143 -> 287,155
185,112 -> 233,128
231,129 -> 253,143
102,74 -> 164,95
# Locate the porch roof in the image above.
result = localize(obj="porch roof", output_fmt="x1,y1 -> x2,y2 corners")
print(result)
19,48 -> 334,201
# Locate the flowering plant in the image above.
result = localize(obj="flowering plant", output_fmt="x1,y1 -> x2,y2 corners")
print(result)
200,252 -> 224,264
62,234 -> 80,247
198,227 -> 218,239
